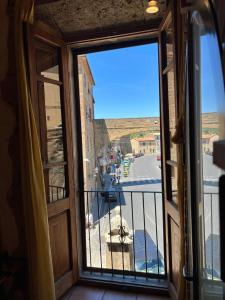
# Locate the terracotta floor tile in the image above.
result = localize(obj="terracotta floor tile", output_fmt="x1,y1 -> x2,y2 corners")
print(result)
60,285 -> 170,300
103,290 -> 137,300
66,286 -> 105,300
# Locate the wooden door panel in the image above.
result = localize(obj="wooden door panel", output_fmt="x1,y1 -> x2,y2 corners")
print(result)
159,4 -> 181,299
49,211 -> 72,280
170,218 -> 180,289
48,198 -> 70,218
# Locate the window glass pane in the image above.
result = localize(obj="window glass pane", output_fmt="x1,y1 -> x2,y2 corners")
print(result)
48,166 -> 67,202
170,165 -> 178,204
44,82 -> 65,163
166,57 -> 178,204
36,43 -> 60,81
167,66 -> 178,162
165,22 -> 174,65
196,14 -> 225,285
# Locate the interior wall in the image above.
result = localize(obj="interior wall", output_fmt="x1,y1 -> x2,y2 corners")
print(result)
0,0 -> 25,257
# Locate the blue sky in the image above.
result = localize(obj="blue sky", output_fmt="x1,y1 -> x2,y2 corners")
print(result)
87,36 -> 224,119
87,43 -> 160,119
201,34 -> 224,113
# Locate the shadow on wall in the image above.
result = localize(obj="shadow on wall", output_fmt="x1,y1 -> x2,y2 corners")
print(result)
94,119 -> 111,159
119,134 -> 132,154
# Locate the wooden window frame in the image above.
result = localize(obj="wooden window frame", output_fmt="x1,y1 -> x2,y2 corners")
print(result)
30,35 -> 69,203
27,25 -> 78,298
72,35 -> 168,286
160,11 -> 179,207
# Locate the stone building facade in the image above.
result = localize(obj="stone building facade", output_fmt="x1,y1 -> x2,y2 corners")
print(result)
202,134 -> 219,154
78,55 -> 96,191
131,134 -> 157,154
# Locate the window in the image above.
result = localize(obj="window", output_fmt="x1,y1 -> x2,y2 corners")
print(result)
75,43 -> 165,279
161,19 -> 179,205
34,40 -> 68,203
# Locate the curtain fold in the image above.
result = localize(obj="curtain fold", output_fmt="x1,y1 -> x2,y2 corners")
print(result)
15,1 -> 55,299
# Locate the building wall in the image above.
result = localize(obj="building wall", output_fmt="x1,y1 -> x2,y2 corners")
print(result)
131,138 -> 156,154
44,67 -> 62,130
78,55 -> 96,191
202,134 -> 219,154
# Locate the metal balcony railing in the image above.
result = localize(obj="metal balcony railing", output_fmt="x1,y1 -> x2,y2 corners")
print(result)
49,185 -> 66,202
81,190 -> 165,279
48,185 -> 220,281
202,192 -> 220,281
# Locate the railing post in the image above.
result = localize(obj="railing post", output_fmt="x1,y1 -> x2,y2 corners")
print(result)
96,191 -> 103,272
130,192 -> 136,278
154,192 -> 160,275
142,192 -> 148,279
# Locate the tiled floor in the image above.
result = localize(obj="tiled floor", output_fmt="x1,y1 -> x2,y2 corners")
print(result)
61,285 -> 170,300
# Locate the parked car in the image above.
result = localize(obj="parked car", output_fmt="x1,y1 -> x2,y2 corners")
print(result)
123,160 -> 130,167
124,153 -> 134,161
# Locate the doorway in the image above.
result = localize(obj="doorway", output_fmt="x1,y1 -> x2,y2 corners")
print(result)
73,42 -> 166,281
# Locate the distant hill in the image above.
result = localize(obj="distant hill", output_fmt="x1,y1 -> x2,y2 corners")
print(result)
94,112 -> 219,141
94,117 -> 160,141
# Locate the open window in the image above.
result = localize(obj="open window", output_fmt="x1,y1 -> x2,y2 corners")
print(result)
28,29 -> 78,298
73,41 -> 167,284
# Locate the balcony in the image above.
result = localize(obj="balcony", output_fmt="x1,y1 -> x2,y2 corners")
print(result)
47,184 -> 220,286
202,192 -> 220,281
81,190 -> 165,282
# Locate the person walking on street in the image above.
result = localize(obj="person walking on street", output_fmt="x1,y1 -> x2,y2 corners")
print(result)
111,174 -> 117,185
116,166 -> 121,184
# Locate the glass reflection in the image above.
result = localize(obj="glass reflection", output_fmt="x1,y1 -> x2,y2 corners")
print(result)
49,166 -> 67,202
167,64 -> 178,204
44,82 -> 65,163
166,22 -> 174,65
36,44 -> 60,81
198,24 -> 225,282
168,67 -> 177,161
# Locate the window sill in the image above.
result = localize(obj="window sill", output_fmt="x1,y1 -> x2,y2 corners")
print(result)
78,271 -> 169,296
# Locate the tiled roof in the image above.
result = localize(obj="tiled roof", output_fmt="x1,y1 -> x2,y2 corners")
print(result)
134,134 -> 155,142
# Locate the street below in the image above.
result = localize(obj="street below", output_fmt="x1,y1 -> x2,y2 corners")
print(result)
86,153 -> 220,278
